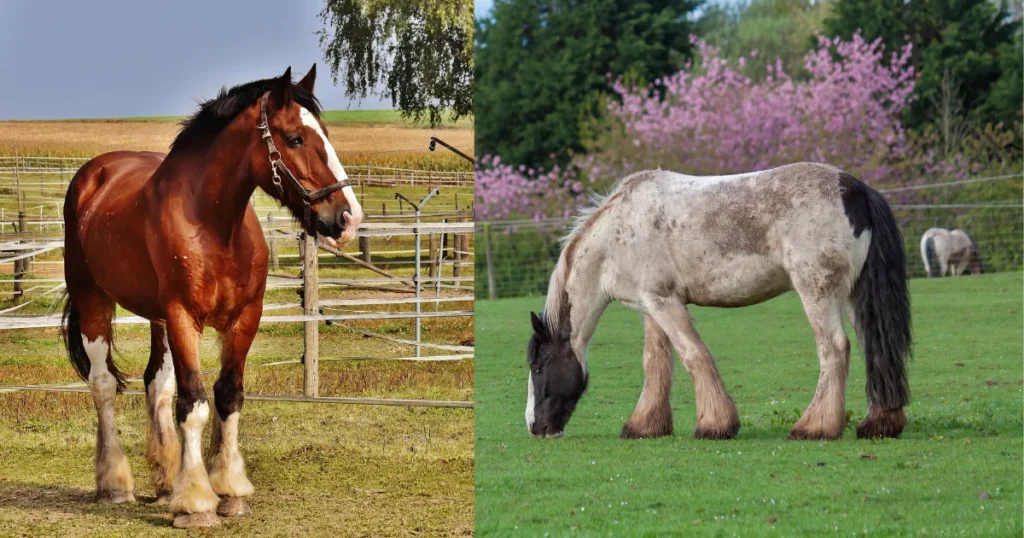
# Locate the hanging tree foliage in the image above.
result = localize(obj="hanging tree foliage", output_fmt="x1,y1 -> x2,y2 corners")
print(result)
317,0 -> 473,126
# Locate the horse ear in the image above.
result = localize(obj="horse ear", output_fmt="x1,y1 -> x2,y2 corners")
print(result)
297,64 -> 316,93
270,66 -> 293,108
530,311 -> 546,339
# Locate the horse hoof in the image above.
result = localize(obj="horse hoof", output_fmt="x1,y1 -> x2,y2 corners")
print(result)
620,421 -> 673,439
96,490 -> 135,504
694,422 -> 740,440
217,496 -> 252,517
856,408 -> 906,439
173,511 -> 220,528
787,428 -> 841,441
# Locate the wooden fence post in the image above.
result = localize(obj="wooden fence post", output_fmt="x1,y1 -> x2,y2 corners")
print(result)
484,222 -> 497,300
267,214 -> 279,271
453,228 -> 463,286
300,232 -> 319,397
428,233 -> 436,279
359,235 -> 371,263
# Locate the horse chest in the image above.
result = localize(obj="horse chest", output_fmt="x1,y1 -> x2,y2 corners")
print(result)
174,245 -> 265,329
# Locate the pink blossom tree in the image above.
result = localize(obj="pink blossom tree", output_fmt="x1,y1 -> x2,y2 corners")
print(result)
476,33 -> 921,221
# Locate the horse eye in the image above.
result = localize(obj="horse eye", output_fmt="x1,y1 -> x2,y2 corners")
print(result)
287,135 -> 303,147
532,367 -> 542,374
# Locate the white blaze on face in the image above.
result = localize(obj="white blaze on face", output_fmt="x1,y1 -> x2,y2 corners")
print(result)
525,374 -> 536,432
299,107 -> 363,245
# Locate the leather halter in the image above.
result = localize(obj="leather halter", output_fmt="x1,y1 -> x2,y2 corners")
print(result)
258,91 -> 349,232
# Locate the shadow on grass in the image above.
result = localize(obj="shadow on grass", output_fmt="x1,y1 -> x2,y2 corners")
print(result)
0,480 -> 174,528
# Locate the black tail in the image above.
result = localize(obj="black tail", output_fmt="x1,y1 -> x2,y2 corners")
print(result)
851,186 -> 911,412
923,237 -> 940,277
60,295 -> 126,392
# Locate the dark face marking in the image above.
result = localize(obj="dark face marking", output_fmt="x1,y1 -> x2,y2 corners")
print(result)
527,311 -> 587,437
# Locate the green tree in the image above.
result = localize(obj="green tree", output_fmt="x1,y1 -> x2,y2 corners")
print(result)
318,0 -> 473,126
824,0 -> 1021,129
475,0 -> 700,169
697,0 -> 833,81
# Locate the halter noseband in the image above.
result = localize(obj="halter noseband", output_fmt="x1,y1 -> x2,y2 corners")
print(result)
258,92 -> 349,233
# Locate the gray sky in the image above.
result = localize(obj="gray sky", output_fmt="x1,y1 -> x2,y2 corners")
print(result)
476,0 -> 494,19
0,0 -> 391,120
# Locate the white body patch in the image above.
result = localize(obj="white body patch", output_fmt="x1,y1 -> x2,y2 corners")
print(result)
208,411 -> 255,497
170,400 -> 219,514
299,107 -> 364,222
85,336 -> 115,393
148,333 -> 175,407
525,375 -> 536,432
84,335 -> 135,496
850,230 -> 872,282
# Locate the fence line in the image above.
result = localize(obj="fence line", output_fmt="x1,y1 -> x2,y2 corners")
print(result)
0,153 -> 475,408
476,195 -> 1023,300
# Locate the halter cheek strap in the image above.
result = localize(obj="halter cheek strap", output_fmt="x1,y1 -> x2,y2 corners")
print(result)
258,92 -> 349,232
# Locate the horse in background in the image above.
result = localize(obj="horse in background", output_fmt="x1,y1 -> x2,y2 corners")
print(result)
920,228 -> 983,277
526,163 -> 912,442
61,65 -> 362,528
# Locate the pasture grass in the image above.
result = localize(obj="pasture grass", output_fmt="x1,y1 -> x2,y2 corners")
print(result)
0,307 -> 473,536
474,272 -> 1023,536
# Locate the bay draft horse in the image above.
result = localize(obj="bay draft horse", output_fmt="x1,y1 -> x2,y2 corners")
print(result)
526,163 -> 912,442
920,227 -> 983,277
61,65 -> 363,528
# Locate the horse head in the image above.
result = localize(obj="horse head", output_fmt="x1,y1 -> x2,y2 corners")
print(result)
254,65 -> 363,248
526,311 -> 587,438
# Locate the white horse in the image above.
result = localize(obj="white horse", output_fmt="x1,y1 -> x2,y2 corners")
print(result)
526,163 -> 912,441
920,228 -> 982,277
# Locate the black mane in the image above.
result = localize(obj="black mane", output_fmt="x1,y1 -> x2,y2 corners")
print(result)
170,76 -> 322,152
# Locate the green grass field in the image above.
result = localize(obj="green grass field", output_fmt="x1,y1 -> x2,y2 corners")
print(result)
474,272 -> 1023,536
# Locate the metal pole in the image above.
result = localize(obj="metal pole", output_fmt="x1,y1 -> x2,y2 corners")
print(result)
396,188 -> 439,359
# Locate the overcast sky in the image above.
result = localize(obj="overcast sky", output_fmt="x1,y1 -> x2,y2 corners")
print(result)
0,0 -> 391,120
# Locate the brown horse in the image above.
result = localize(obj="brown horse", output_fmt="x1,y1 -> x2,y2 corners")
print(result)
61,65 -> 362,528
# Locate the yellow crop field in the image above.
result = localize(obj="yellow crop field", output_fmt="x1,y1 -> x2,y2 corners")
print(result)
0,119 -> 474,169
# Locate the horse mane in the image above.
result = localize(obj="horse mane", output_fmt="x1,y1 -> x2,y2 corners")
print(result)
545,169 -> 660,332
170,76 -> 322,153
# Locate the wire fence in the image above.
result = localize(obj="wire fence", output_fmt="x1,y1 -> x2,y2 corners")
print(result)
475,174 -> 1023,300
0,152 -> 475,408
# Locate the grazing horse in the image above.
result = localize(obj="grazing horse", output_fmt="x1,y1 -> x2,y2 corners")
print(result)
61,65 -> 363,528
526,163 -> 912,442
921,228 -> 982,277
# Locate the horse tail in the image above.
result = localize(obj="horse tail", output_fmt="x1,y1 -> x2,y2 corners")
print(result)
847,179 -> 911,437
60,297 -> 92,384
60,175 -> 127,393
60,294 -> 127,392
923,236 -> 940,277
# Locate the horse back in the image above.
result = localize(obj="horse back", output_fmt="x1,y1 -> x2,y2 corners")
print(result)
66,151 -> 164,216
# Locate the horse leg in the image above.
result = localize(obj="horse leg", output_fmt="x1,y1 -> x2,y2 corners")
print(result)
788,293 -> 850,440
207,304 -> 259,517
77,291 -> 136,503
143,322 -> 180,504
647,299 -> 739,439
621,314 -> 674,439
165,305 -> 220,528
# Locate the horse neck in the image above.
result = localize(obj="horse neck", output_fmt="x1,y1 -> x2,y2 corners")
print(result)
164,118 -> 260,241
544,236 -> 609,369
